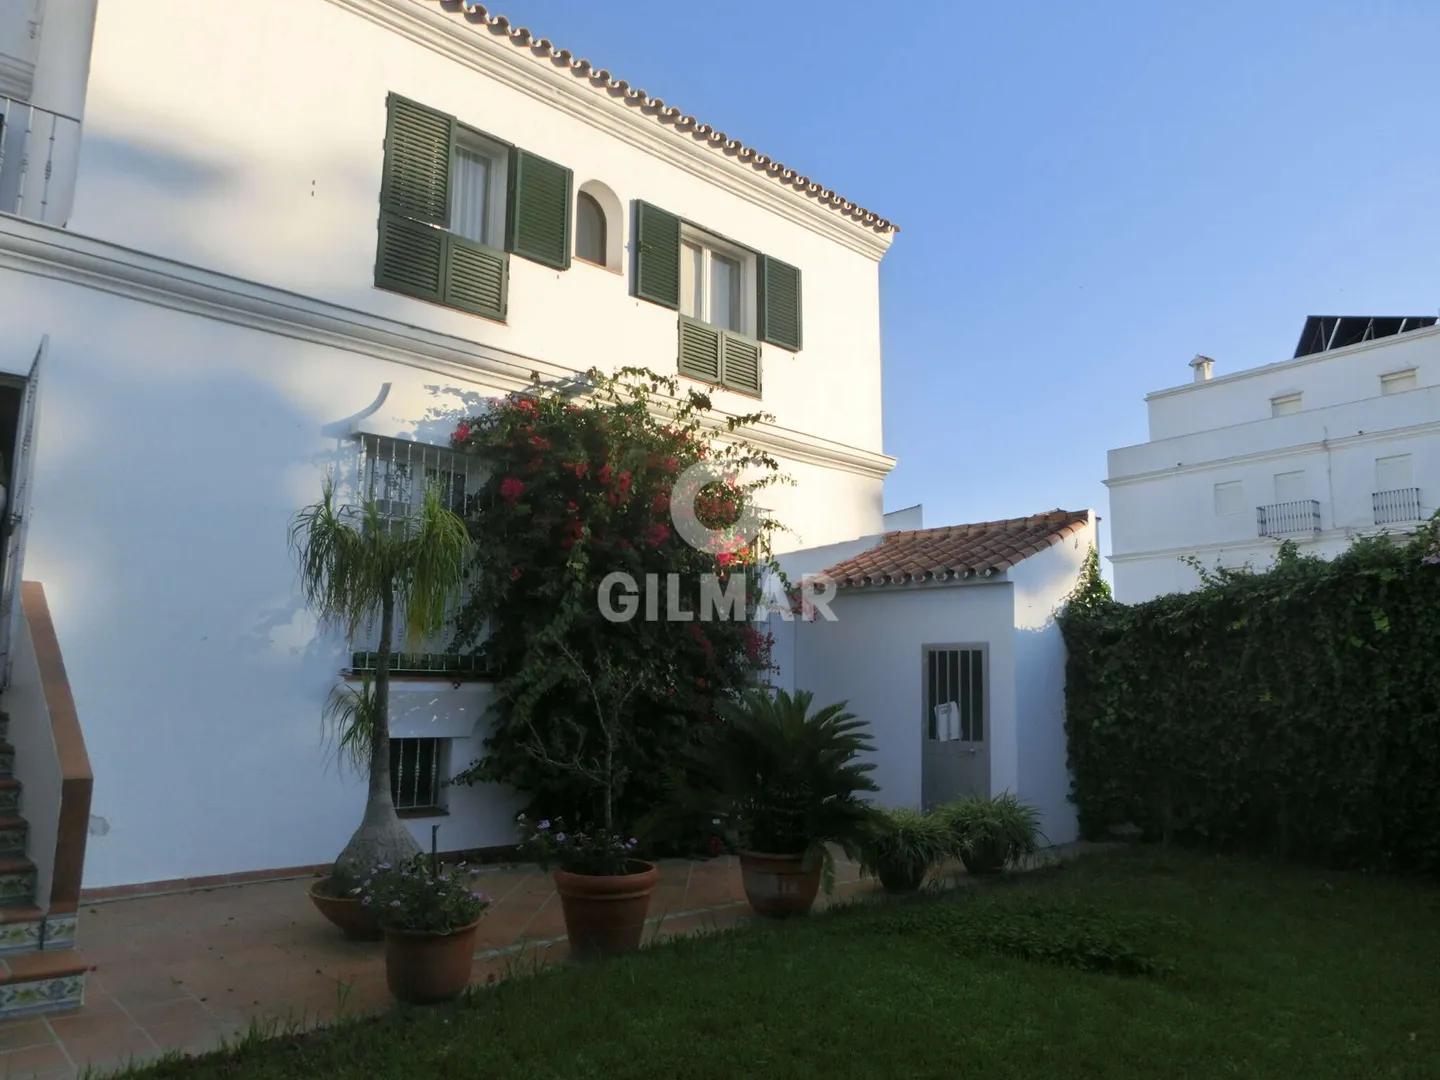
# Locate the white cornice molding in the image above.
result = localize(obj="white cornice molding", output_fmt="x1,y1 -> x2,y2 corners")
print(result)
1108,522 -> 1419,564
323,0 -> 893,262
0,214 -> 896,481
1106,418 -> 1440,487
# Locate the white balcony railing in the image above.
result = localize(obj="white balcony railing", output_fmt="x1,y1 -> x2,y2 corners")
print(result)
1257,499 -> 1321,539
1373,488 -> 1422,527
0,96 -> 80,227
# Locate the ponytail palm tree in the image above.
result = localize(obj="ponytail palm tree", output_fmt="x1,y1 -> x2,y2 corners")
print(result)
291,477 -> 471,893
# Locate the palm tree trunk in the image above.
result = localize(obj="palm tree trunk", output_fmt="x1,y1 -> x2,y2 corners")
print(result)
332,586 -> 420,891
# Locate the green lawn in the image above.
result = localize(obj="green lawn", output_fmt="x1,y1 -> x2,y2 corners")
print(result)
131,850 -> 1440,1079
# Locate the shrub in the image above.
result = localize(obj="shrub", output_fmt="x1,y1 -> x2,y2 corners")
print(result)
858,808 -> 951,892
1060,528 -> 1440,873
938,793 -> 1043,873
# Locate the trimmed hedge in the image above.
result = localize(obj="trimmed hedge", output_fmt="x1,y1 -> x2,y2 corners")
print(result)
1060,534 -> 1440,872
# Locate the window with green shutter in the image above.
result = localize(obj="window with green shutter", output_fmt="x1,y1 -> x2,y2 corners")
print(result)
374,93 -> 573,320
634,201 -> 681,309
506,150 -> 572,270
678,315 -> 762,397
758,255 -> 802,351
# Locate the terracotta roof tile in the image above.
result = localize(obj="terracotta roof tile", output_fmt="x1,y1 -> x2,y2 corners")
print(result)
431,2 -> 898,235
823,509 -> 1091,588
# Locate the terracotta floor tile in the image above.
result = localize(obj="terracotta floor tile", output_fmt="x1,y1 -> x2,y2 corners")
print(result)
46,1009 -> 142,1043
0,1019 -> 54,1053
56,1028 -> 158,1073
0,1041 -> 73,1078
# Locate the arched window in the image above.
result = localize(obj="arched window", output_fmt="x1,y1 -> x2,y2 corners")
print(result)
575,191 -> 606,266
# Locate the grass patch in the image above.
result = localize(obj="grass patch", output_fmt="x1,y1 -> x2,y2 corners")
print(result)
124,850 -> 1440,1079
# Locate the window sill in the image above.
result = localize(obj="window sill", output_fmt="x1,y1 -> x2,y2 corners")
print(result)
397,807 -> 449,820
574,256 -> 623,276
678,371 -> 762,401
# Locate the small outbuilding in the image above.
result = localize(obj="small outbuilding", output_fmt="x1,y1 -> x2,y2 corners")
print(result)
771,508 -> 1097,845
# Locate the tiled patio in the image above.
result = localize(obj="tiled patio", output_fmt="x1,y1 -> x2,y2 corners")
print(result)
0,854 -> 887,1078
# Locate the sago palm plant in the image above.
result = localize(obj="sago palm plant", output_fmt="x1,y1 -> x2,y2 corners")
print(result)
686,688 -> 878,888
292,477 -> 470,893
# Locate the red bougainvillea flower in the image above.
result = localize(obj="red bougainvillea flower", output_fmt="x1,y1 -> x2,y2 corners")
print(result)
452,422 -> 472,445
617,470 -> 633,495
513,398 -> 538,415
716,551 -> 736,569
662,455 -> 680,473
499,476 -> 526,502
644,522 -> 671,548
651,492 -> 670,515
566,500 -> 579,514
509,566 -> 523,582
597,464 -> 614,486
530,435 -> 551,452
565,461 -> 589,479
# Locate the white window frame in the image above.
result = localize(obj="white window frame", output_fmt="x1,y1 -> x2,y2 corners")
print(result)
450,126 -> 509,249
1271,392 -> 1303,417
1273,470 -> 1307,502
1213,481 -> 1244,516
1375,453 -> 1414,492
679,224 -> 756,337
1380,369 -> 1418,396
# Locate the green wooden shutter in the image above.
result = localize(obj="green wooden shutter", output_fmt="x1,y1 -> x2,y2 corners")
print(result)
722,335 -> 762,395
380,94 -> 454,227
758,255 -> 802,351
444,234 -> 508,319
375,213 -> 446,302
506,149 -> 572,270
634,201 -> 681,309
678,317 -> 721,383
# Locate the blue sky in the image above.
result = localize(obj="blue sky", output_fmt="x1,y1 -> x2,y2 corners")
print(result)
512,1 -> 1440,551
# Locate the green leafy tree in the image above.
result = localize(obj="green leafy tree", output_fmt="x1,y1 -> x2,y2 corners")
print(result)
291,480 -> 470,892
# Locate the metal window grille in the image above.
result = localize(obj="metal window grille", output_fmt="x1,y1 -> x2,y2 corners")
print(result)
1373,488 -> 1422,526
353,434 -> 484,655
390,737 -> 444,810
1256,499 -> 1321,538
925,647 -> 984,742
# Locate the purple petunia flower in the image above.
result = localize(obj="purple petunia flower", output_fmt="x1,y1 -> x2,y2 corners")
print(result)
538,819 -> 551,830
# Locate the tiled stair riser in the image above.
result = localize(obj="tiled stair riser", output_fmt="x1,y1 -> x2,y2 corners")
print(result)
0,826 -> 26,856
0,915 -> 78,955
0,869 -> 34,904
0,973 -> 83,1017
0,750 -> 12,776
0,788 -> 19,815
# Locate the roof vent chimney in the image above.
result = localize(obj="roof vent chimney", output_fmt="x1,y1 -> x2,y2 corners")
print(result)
1189,354 -> 1215,383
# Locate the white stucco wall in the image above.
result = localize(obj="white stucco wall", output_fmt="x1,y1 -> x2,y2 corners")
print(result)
68,0 -> 889,460
1109,327 -> 1440,603
788,583 -> 1018,810
0,258 -> 882,887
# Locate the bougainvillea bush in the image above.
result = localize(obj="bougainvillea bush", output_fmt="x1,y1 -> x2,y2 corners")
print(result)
1060,530 -> 1440,872
447,367 -> 786,831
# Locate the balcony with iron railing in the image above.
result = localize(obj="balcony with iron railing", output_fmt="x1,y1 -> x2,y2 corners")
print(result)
0,95 -> 80,227
1373,487 -> 1423,527
1257,499 -> 1321,539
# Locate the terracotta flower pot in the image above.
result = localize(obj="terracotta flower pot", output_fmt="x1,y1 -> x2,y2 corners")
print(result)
739,850 -> 821,917
960,837 -> 1008,875
875,857 -> 927,894
383,919 -> 481,1004
553,860 -> 659,959
309,876 -> 382,941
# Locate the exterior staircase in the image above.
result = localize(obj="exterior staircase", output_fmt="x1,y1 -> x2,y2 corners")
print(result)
0,711 -> 88,1017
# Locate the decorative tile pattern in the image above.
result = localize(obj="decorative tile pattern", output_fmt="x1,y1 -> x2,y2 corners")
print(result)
0,973 -> 83,1017
0,750 -> 13,776
0,789 -> 19,814
0,828 -> 26,855
0,920 -> 42,954
42,916 -> 76,950
0,872 -> 34,904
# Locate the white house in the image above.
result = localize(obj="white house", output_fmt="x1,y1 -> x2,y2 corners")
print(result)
0,0 -> 900,948
1108,315 -> 1440,603
774,507 -> 1097,847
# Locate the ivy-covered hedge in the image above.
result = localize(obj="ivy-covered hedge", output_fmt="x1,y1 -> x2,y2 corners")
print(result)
1060,534 -> 1440,872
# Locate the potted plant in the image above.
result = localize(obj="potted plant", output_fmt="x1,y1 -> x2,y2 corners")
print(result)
685,688 -> 877,917
939,793 -> 1044,875
518,817 -> 656,959
291,479 -> 470,937
357,850 -> 491,1004
858,807 -> 951,894
511,642 -> 660,959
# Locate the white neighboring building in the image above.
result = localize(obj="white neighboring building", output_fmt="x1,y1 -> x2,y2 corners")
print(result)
1108,316 -> 1440,603
773,508 -> 1097,847
0,0 -> 897,892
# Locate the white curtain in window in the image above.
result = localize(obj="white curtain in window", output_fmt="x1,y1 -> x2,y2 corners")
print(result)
452,147 -> 491,244
681,242 -> 703,319
710,253 -> 741,332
